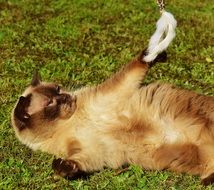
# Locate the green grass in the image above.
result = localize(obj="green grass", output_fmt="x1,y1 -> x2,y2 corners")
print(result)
0,0 -> 213,189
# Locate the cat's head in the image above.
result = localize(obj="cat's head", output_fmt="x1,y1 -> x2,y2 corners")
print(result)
11,71 -> 77,149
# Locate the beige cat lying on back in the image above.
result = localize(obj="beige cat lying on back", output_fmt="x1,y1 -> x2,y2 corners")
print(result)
11,48 -> 214,185
11,8 -> 214,185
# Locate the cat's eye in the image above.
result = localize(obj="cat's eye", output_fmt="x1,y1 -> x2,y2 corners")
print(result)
47,99 -> 53,106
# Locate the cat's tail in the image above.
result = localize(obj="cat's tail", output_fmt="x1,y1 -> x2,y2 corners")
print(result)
143,10 -> 177,63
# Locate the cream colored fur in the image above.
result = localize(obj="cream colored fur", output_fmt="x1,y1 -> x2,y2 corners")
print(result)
11,6 -> 214,183
12,57 -> 214,182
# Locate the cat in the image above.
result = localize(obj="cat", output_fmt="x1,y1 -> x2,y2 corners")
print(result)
11,49 -> 214,185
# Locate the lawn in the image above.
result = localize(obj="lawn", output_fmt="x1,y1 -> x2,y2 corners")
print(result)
0,0 -> 213,189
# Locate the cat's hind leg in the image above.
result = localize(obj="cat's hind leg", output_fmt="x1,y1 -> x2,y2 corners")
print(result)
153,143 -> 202,175
201,173 -> 214,186
153,143 -> 214,186
198,144 -> 214,185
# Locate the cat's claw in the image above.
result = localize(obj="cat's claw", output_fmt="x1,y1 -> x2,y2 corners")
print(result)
52,158 -> 88,180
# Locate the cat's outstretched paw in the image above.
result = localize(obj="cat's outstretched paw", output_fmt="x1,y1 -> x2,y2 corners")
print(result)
139,49 -> 167,67
52,158 -> 85,179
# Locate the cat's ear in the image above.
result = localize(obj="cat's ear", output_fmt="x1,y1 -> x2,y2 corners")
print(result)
31,70 -> 41,86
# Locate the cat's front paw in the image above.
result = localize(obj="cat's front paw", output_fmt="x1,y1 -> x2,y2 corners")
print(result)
52,158 -> 79,179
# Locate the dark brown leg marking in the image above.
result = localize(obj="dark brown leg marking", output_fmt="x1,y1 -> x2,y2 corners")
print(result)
139,49 -> 167,67
52,158 -> 88,180
202,173 -> 214,186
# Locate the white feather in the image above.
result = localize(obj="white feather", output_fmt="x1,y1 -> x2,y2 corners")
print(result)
143,11 -> 177,63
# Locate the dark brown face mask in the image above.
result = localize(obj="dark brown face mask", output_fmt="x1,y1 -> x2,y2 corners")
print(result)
13,71 -> 43,130
13,71 -> 77,130
43,92 -> 77,120
14,94 -> 32,130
